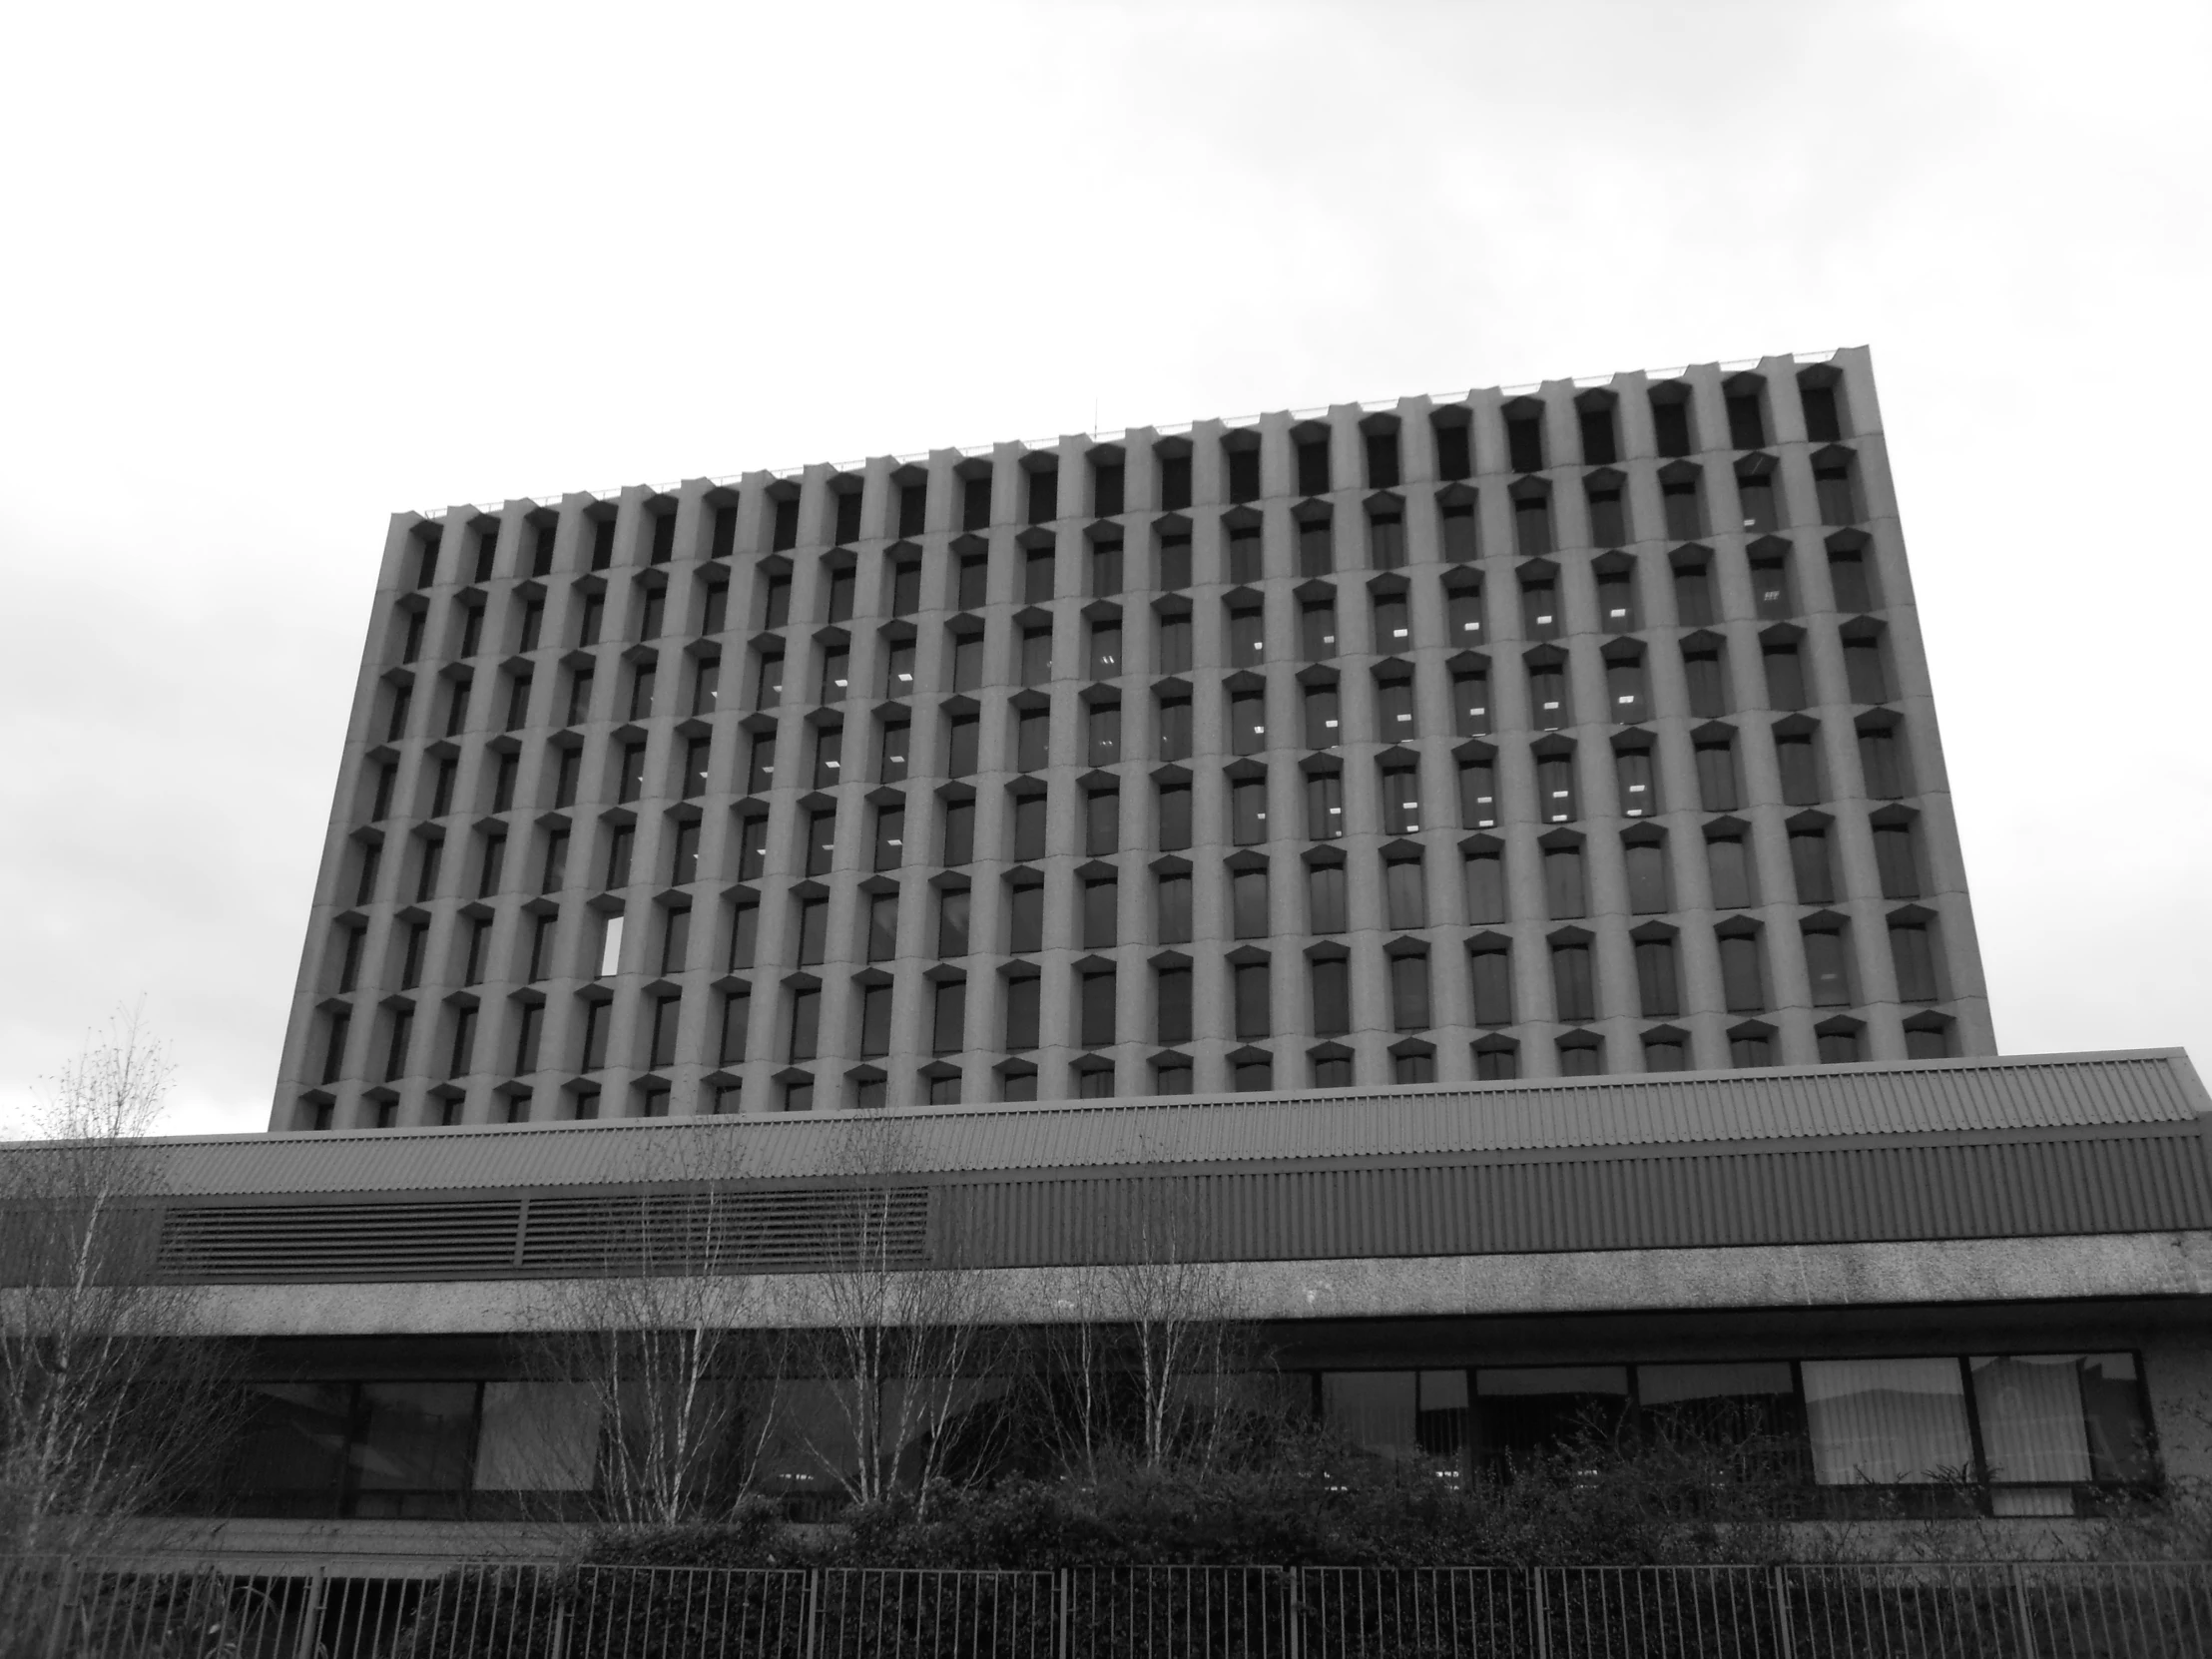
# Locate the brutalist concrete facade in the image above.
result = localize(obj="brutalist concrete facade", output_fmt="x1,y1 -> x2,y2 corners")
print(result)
274,346 -> 1990,1129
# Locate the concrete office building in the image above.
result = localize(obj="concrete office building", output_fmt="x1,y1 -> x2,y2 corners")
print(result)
276,346 -> 1987,1130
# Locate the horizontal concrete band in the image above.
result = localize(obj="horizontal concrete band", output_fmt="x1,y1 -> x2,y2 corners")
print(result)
158,1230 -> 2212,1337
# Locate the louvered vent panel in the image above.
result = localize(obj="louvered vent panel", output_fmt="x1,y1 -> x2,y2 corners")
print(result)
158,1200 -> 523,1282
521,1188 -> 930,1275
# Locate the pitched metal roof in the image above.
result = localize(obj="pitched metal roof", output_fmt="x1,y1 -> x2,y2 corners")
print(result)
57,1048 -> 2211,1198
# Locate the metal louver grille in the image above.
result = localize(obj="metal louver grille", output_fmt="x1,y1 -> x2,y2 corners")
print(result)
151,1187 -> 932,1283
157,1200 -> 523,1282
521,1188 -> 930,1275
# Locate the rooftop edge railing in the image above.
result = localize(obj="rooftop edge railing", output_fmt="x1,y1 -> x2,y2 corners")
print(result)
417,349 -> 1847,521
8,1557 -> 2208,1659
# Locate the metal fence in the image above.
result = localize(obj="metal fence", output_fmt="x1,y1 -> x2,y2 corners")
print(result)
10,1558 -> 2211,1658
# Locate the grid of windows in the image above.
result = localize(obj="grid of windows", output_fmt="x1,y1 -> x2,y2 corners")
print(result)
284,349 -> 1987,1128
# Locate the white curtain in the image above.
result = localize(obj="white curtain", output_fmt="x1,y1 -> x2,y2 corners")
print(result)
1802,1358 -> 1972,1485
1971,1356 -> 2091,1483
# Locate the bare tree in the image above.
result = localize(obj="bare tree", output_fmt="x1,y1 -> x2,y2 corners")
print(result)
1036,1152 -> 1271,1476
510,1121 -> 786,1528
0,1009 -> 236,1620
791,1114 -> 1007,1516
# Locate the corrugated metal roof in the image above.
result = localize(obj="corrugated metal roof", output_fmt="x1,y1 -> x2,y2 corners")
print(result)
60,1048 -> 2212,1198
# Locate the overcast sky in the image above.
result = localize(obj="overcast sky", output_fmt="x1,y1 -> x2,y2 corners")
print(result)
1,0 -> 2205,1136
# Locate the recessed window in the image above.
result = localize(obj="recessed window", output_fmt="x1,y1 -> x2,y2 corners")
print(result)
931,979 -> 966,1053
1305,770 -> 1345,838
1085,787 -> 1119,856
1694,736 -> 1741,812
1007,877 -> 1044,952
1374,677 -> 1416,740
1306,860 -> 1348,933
1301,600 -> 1338,660
1763,641 -> 1809,710
1080,969 -> 1116,1047
1519,576 -> 1559,641
1634,935 -> 1680,1019
1088,703 -> 1122,767
1156,966 -> 1193,1044
1157,533 -> 1192,592
1457,759 -> 1497,830
1642,1030 -> 1689,1072
1155,871 -> 1193,943
1717,928 -> 1767,1013
1302,683 -> 1341,748
1473,1038 -> 1518,1080
1462,845 -> 1506,924
1231,690 -> 1268,755
1024,548 -> 1055,604
940,798 -> 974,865
898,480 -> 928,539
866,890 -> 899,962
1389,952 -> 1430,1031
1829,546 -> 1876,613
1383,855 -> 1426,930
1004,972 -> 1040,1051
1614,746 -> 1657,817
1803,922 -> 1854,1007
1623,834 -> 1670,913
937,886 -> 971,957
1672,559 -> 1715,627
1016,705 -> 1051,770
872,806 -> 905,872
789,989 -> 822,1061
798,895 -> 830,962
1380,764 -> 1422,833
1706,830 -> 1755,909
1534,754 -> 1576,824
945,714 -> 980,778
1233,962 -> 1272,1040
1311,956 -> 1350,1036
1585,479 -> 1628,548
1157,782 -> 1192,850
1231,777 -> 1269,843
878,718 -> 910,784
1727,384 -> 1768,449
1432,411 -> 1473,481
1889,914 -> 1941,1002
1649,384 -> 1694,457
1084,876 -> 1119,948
1542,843 -> 1586,919
891,561 -> 922,616
1549,939 -> 1595,1022
1228,603 -> 1266,664
1373,590 -> 1411,649
1153,1056 -> 1194,1095
1439,499 -> 1477,562
1468,943 -> 1514,1027
1298,513 -> 1334,578
1010,793 -> 1047,860
1556,1033 -> 1603,1077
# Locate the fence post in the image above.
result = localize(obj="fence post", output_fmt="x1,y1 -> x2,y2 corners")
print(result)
38,1562 -> 77,1659
1285,1567 -> 1303,1659
1772,1567 -> 1796,1659
805,1567 -> 824,1659
1529,1568 -> 1550,1659
1055,1567 -> 1070,1659
291,1567 -> 328,1659
2010,1563 -> 2039,1659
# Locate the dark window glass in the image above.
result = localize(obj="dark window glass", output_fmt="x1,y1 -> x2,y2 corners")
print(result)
1307,861 -> 1348,932
932,980 -> 966,1053
1804,926 -> 1853,1006
1137,532 -> 1186,595
945,715 -> 979,777
1004,973 -> 1040,1050
1384,857 -> 1426,930
1080,970 -> 1115,1047
1445,757 -> 1496,831
963,475 -> 993,531
1513,494 -> 1552,557
1233,962 -> 1271,1039
1763,645 -> 1808,710
1231,691 -> 1267,755
1389,954 -> 1431,1030
1520,579 -> 1559,641
1085,788 -> 1119,856
1011,794 -> 1047,860
1624,839 -> 1670,913
1707,834 -> 1754,909
1858,725 -> 1906,797
1157,695 -> 1193,761
1830,551 -> 1875,614
1464,850 -> 1506,923
867,891 -> 899,962
1381,766 -> 1422,833
1229,605 -> 1265,664
1874,821 -> 1922,899
878,719 -> 910,784
1148,454 -> 1190,515
858,983 -> 892,1057
898,483 -> 927,539
1301,601 -> 1338,659
1155,967 -> 1194,1044
1469,945 -> 1514,1026
1844,635 -> 1890,704
1636,938 -> 1680,1018
940,798 -> 975,865
891,561 -> 921,615
1156,872 -> 1192,943
1673,562 -> 1715,627
1891,920 -> 1939,1001
798,896 -> 829,963
1550,943 -> 1596,1022
1695,740 -> 1740,812
1306,770 -> 1345,837
1718,932 -> 1766,1011
1298,517 -> 1334,577
1543,846 -> 1586,918
1527,663 -> 1569,727
1586,487 -> 1627,548
1228,528 -> 1262,584
1084,877 -> 1118,947
873,807 -> 905,870
1158,784 -> 1192,850
1232,778 -> 1268,843
1777,734 -> 1822,805
1536,756 -> 1577,824
1311,957 -> 1351,1035
1434,419 -> 1472,481
1305,685 -> 1342,747
1024,549 -> 1055,603
1007,879 -> 1043,952
958,555 -> 989,610
937,886 -> 970,956
1369,511 -> 1405,570
728,900 -> 759,968
1088,703 -> 1121,766
1227,446 -> 1261,504
1232,866 -> 1269,938
1016,705 -> 1050,771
